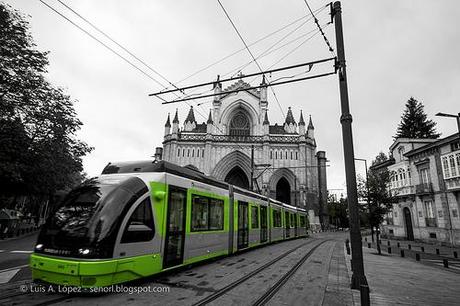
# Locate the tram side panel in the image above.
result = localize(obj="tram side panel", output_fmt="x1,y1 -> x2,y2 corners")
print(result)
248,201 -> 261,248
270,205 -> 284,241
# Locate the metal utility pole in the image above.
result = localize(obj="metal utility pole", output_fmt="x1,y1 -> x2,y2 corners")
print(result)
251,145 -> 254,191
332,1 -> 368,290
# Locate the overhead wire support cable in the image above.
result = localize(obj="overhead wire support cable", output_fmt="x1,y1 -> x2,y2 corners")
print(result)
160,71 -> 337,104
149,57 -> 335,97
39,0 -> 168,101
302,0 -> 334,53
55,0 -> 185,94
217,0 -> 285,118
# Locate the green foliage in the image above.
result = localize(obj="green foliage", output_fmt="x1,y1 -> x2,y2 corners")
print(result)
394,97 -> 440,139
0,3 -> 92,201
327,193 -> 349,228
357,155 -> 395,228
372,152 -> 388,166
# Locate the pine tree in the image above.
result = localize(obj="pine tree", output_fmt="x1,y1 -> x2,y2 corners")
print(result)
394,97 -> 440,139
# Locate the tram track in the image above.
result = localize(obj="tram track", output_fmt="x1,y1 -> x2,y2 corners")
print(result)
193,238 -> 328,306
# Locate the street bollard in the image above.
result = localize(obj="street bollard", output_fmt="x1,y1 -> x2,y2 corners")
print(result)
421,246 -> 425,252
408,244 -> 411,250
416,253 -> 420,261
454,251 -> 458,259
360,284 -> 370,306
368,243 -> 371,248
400,250 -> 405,258
443,259 -> 448,268
436,248 -> 440,255
388,247 -> 391,254
387,240 -> 390,246
397,242 -> 400,248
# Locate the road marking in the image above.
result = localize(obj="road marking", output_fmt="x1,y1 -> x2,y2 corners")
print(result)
0,264 -> 29,274
0,269 -> 20,284
10,250 -> 33,254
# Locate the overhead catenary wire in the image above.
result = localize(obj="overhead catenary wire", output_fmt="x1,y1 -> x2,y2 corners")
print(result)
38,0 -> 169,100
55,0 -> 184,94
172,4 -> 328,88
302,0 -> 335,54
216,0 -> 285,119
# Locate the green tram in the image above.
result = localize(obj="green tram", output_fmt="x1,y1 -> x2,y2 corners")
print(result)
30,161 -> 309,288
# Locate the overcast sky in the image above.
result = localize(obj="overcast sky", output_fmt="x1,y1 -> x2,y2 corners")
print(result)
7,0 -> 460,193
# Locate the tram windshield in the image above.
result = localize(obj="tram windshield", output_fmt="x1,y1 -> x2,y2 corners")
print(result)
35,176 -> 147,258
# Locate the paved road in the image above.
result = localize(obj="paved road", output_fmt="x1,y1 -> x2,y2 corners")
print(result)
0,233 -> 352,306
0,233 -> 37,284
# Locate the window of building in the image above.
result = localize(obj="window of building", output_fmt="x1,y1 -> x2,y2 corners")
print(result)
398,146 -> 405,160
452,209 -> 459,218
187,149 -> 190,157
197,149 -> 199,158
450,155 -> 457,177
192,149 -> 194,157
182,149 -> 185,157
177,148 -> 180,157
418,210 -> 423,217
270,151 -> 273,159
420,168 -> 430,184
285,151 -> 288,159
251,206 -> 259,229
191,195 -> 224,231
438,210 -> 443,218
429,232 -> 437,239
275,151 -> 278,159
296,152 -> 298,160
202,149 -> 204,157
273,210 -> 282,227
280,151 -> 282,160
394,211 -> 398,218
291,151 -> 293,159
424,200 -> 435,218
451,141 -> 460,151
121,198 -> 155,243
229,111 -> 250,136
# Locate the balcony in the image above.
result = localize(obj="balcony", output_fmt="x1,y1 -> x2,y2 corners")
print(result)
390,185 -> 415,197
425,217 -> 437,227
445,177 -> 460,191
416,183 -> 433,195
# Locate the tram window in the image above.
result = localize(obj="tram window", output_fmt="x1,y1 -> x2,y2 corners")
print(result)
191,195 -> 224,231
121,198 -> 155,243
290,214 -> 295,228
273,210 -> 281,227
251,206 -> 259,229
299,216 -> 305,227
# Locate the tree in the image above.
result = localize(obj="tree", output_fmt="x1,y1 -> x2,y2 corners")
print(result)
394,97 -> 440,139
358,154 -> 395,254
327,193 -> 349,229
0,4 -> 92,210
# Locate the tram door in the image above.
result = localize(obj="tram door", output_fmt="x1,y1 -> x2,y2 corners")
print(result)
237,201 -> 249,249
163,187 -> 187,268
260,206 -> 268,243
285,211 -> 290,238
293,214 -> 298,237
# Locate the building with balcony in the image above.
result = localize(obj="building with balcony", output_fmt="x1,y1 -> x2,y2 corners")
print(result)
377,134 -> 460,245
161,78 -> 328,228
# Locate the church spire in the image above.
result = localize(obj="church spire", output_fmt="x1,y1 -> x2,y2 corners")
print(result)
285,107 -> 296,125
298,110 -> 305,126
185,106 -> 196,124
207,109 -> 213,124
308,115 -> 314,130
263,111 -> 270,125
173,109 -> 179,124
164,113 -> 171,127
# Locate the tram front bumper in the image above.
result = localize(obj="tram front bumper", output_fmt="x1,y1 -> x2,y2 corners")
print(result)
30,253 -> 118,287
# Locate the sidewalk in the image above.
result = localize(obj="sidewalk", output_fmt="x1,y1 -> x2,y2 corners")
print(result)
363,235 -> 460,259
345,245 -> 460,305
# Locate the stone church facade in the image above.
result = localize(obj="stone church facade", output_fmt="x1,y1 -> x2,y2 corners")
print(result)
161,78 -> 328,227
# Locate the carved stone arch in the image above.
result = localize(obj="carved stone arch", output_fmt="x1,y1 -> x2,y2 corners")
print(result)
212,150 -> 252,183
269,168 -> 298,205
219,99 -> 259,134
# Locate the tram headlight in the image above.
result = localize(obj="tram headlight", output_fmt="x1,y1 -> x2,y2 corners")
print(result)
35,244 -> 44,251
78,248 -> 91,256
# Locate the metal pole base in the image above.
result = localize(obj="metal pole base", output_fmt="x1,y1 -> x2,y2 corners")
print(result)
351,273 -> 368,290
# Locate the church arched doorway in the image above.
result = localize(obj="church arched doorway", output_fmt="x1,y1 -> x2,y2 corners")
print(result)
225,166 -> 250,189
276,177 -> 291,205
